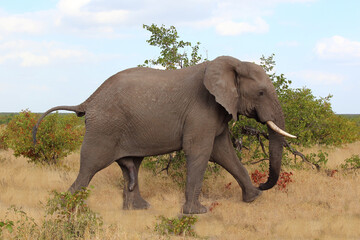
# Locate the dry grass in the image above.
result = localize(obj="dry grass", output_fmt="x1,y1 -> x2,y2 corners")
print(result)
0,142 -> 360,239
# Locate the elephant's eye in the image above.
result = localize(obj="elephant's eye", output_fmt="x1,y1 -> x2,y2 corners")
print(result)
259,91 -> 264,96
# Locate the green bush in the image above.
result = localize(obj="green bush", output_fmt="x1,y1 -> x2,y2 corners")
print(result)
1,188 -> 103,240
0,219 -> 14,237
0,125 -> 8,150
280,88 -> 360,147
155,215 -> 198,237
42,188 -> 103,239
4,110 -> 84,165
1,206 -> 40,239
341,155 -> 360,170
143,151 -> 221,189
305,150 -> 329,169
0,113 -> 16,125
341,114 -> 360,126
143,151 -> 187,188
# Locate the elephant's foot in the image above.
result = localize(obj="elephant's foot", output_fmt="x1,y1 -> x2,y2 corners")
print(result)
182,200 -> 207,214
242,187 -> 262,203
132,197 -> 150,210
123,191 -> 150,210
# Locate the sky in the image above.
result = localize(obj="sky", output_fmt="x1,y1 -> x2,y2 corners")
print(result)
0,0 -> 359,113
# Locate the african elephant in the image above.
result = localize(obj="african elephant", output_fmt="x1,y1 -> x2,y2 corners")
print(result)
33,56 -> 295,214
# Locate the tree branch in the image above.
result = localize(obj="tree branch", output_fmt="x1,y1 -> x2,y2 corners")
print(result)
283,140 -> 320,170
158,152 -> 174,175
230,125 -> 320,170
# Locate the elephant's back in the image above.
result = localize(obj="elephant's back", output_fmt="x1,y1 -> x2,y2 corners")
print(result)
82,64 -> 206,127
83,64 -> 207,109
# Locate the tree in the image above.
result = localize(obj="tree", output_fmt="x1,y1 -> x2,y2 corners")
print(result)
140,24 -> 206,69
4,110 -> 84,165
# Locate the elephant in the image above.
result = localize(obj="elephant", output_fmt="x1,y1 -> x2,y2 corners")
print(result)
119,159 -> 137,191
33,56 -> 295,214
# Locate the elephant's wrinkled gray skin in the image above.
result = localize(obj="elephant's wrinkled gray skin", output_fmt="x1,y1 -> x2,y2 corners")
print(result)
34,56 -> 288,214
120,159 -> 137,191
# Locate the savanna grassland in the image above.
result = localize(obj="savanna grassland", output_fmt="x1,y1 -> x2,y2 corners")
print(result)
1,142 -> 359,239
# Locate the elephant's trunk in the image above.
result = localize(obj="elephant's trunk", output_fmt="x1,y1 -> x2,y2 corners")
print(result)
259,118 -> 286,190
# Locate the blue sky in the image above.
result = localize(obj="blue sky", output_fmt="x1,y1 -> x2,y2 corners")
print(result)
1,0 -> 359,113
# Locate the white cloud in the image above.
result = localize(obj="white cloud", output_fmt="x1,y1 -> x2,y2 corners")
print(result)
54,0 -> 312,37
57,0 -> 91,15
0,16 -> 43,33
215,18 -> 269,36
292,70 -> 344,85
0,40 -> 92,67
0,52 -> 49,67
19,52 -> 49,67
49,49 -> 87,59
56,0 -> 130,28
94,10 -> 129,24
315,36 -> 360,60
0,0 -> 317,38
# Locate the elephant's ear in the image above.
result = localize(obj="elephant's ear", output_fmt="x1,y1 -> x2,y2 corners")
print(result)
204,56 -> 245,121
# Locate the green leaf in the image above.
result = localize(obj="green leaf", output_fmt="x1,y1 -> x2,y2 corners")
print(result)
142,24 -> 206,69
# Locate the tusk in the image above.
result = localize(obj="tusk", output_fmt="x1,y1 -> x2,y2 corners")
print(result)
266,121 -> 297,138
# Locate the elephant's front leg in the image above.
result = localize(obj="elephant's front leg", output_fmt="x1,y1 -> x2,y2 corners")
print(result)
117,157 -> 150,210
212,129 -> 262,202
182,137 -> 214,214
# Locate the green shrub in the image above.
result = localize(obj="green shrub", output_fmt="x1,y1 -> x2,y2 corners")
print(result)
305,150 -> 329,169
0,219 -> 14,237
42,187 -> 103,239
0,113 -> 16,125
143,151 -> 221,189
341,155 -> 360,170
341,114 -> 360,126
144,151 -> 187,188
155,215 -> 198,237
4,110 -> 84,165
1,206 -> 40,239
280,88 -> 360,147
0,125 -> 8,150
1,188 -> 103,240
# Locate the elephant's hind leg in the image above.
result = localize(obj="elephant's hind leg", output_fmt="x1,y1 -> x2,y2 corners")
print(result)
68,137 -> 116,193
117,157 -> 150,210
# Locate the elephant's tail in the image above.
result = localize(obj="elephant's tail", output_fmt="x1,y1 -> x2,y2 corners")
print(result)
33,105 -> 85,145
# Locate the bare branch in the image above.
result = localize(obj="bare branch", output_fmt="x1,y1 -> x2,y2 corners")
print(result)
246,158 -> 269,165
158,153 -> 174,175
283,140 -> 320,170
230,125 -> 317,170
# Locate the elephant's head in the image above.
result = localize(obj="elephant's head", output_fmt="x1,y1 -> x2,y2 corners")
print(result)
204,56 -> 296,190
